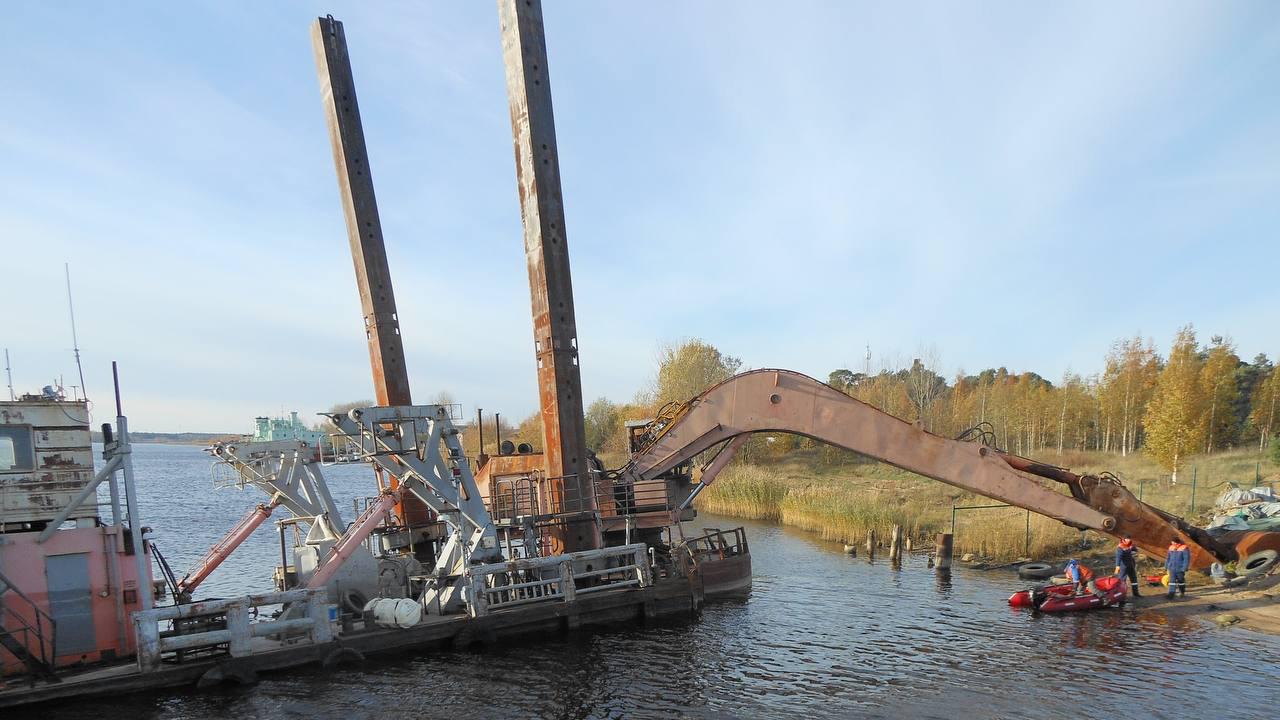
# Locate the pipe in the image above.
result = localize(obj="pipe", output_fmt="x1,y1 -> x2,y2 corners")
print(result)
177,503 -> 277,599
306,488 -> 401,590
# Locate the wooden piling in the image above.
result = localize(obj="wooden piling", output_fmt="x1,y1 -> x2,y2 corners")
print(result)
935,532 -> 953,570
866,529 -> 877,555
889,525 -> 902,565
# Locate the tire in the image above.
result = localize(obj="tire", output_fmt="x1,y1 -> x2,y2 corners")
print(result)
1238,550 -> 1279,577
1017,562 -> 1056,580
342,589 -> 369,614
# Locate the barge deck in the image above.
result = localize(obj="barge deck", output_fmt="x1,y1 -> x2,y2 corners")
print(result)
0,575 -> 705,708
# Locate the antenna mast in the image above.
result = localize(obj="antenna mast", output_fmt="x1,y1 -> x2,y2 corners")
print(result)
4,348 -> 13,400
65,263 -> 87,400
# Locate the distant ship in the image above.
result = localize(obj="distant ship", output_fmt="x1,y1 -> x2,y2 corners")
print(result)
246,412 -> 329,459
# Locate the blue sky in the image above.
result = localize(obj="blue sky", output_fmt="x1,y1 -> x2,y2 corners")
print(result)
3,2 -> 1278,432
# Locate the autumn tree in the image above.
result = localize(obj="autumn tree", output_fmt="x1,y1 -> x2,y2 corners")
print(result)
651,339 -> 742,407
1144,327 -> 1206,482
1252,361 -> 1278,452
1199,336 -> 1241,452
1098,337 -> 1159,455
584,397 -> 621,453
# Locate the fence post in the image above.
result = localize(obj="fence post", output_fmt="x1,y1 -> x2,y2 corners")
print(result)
1025,509 -> 1031,557
1190,466 -> 1198,513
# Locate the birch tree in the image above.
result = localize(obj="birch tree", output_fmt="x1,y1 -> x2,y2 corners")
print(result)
1144,327 -> 1206,482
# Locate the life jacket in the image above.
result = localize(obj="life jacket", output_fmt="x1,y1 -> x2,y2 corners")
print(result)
1168,542 -> 1188,554
1118,539 -> 1134,550
1066,563 -> 1094,582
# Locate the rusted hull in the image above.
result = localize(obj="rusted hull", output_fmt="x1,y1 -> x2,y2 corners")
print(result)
698,553 -> 753,599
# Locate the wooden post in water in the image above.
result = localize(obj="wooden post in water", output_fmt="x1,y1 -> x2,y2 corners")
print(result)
905,535 -> 914,553
889,525 -> 902,565
866,528 -> 877,556
936,532 -> 953,570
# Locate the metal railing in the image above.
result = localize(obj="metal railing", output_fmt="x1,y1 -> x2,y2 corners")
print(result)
0,567 -> 57,676
684,527 -> 749,562
464,543 -> 651,617
485,470 -> 674,519
132,588 -> 333,673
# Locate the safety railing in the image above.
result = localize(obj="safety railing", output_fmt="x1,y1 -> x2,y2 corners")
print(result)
0,567 -> 57,676
132,588 -> 333,673
482,467 -> 679,527
464,543 -> 651,617
684,527 -> 749,562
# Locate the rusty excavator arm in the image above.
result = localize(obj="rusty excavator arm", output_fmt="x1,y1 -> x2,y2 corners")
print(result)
619,369 -> 1236,570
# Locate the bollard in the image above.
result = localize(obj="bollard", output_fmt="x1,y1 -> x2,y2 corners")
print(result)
935,533 -> 953,571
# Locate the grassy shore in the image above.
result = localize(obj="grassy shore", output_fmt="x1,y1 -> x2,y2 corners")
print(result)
695,448 -> 1280,562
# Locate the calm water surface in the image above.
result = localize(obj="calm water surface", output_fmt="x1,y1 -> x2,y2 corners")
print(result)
28,444 -> 1280,719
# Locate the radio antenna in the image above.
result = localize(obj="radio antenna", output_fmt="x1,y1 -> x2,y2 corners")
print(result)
4,348 -> 13,400
65,263 -> 88,401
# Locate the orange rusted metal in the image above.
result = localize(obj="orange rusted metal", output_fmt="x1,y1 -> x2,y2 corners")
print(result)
622,369 -> 1237,570
312,16 -> 428,526
498,0 -> 599,552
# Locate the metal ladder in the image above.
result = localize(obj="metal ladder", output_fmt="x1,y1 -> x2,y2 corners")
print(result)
0,569 -> 60,682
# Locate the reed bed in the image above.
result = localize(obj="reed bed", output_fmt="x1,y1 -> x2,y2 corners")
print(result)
695,448 -> 1279,562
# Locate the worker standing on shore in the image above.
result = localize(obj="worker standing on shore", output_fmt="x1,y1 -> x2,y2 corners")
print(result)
1165,536 -> 1190,599
1064,559 -> 1097,595
1114,537 -> 1140,597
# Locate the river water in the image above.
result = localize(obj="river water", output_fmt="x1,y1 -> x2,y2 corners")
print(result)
31,444 -> 1280,719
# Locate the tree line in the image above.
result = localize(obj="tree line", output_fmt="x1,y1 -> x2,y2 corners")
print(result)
327,328 -> 1280,479
580,329 -> 1278,479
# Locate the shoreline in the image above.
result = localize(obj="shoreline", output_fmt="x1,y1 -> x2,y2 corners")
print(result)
705,507 -> 1280,637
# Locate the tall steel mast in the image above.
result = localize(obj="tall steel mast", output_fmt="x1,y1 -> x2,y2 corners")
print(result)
498,0 -> 600,552
311,16 -> 431,528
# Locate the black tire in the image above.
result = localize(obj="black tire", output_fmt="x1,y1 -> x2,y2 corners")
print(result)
342,589 -> 369,614
1238,550 -> 1279,577
1017,562 -> 1055,580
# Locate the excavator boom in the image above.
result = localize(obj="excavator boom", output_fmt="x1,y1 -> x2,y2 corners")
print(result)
621,369 -> 1235,569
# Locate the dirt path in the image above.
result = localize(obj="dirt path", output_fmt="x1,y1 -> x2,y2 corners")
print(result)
1133,573 -> 1280,635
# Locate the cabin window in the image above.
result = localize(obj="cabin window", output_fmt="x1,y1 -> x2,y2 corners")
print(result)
0,425 -> 35,472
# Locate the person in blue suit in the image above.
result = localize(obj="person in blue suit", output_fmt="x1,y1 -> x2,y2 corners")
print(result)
1165,536 -> 1190,599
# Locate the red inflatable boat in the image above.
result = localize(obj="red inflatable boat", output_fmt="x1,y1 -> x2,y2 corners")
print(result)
1008,576 -> 1128,612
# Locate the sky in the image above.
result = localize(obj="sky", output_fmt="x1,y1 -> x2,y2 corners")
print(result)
2,2 -> 1278,432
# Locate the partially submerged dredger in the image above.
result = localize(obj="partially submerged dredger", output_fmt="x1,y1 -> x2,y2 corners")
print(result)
4,0 -> 1279,709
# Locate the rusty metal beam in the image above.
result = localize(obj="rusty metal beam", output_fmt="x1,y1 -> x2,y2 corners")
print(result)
498,0 -> 599,552
311,15 -> 410,408
313,16 -> 432,528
